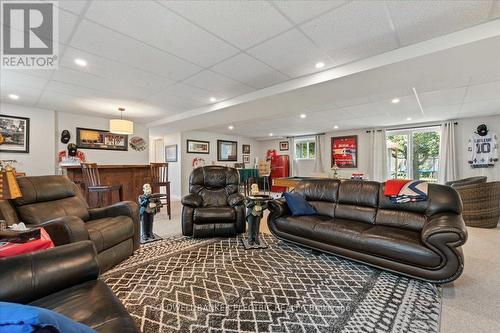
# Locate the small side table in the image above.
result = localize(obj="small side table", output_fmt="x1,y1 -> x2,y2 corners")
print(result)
0,228 -> 54,258
242,195 -> 271,250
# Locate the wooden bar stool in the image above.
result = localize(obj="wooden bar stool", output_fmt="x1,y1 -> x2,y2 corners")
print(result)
150,163 -> 171,220
81,163 -> 123,208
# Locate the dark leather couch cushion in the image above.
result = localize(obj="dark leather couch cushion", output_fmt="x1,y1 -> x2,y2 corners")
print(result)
86,216 -> 134,252
338,181 -> 379,207
194,207 -> 235,224
314,219 -> 373,249
308,201 -> 336,218
14,176 -> 77,206
426,184 -> 462,216
375,209 -> 426,232
30,280 -> 138,333
189,166 -> 239,196
295,179 -> 340,202
273,215 -> 332,239
16,196 -> 90,225
335,204 -> 377,224
199,188 -> 229,207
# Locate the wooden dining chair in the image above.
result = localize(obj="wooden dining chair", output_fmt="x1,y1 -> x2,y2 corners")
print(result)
150,163 -> 171,220
81,163 -> 123,208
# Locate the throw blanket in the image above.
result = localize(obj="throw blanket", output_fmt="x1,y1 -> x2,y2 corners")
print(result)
384,179 -> 428,203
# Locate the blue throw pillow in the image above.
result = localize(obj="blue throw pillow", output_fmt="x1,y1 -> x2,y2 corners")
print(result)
0,302 -> 97,333
283,192 -> 316,216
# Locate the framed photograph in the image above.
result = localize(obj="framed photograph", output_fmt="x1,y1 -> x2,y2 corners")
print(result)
243,155 -> 250,164
165,144 -> 178,162
331,135 -> 358,168
0,114 -> 30,153
279,141 -> 289,151
187,139 -> 210,154
217,140 -> 238,161
242,144 -> 250,154
76,127 -> 128,151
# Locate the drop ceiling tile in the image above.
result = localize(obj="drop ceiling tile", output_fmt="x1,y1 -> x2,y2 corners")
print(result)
247,29 -> 335,78
493,0 -> 500,18
52,0 -> 89,16
300,1 -> 399,66
423,104 -> 461,120
419,87 -> 468,108
183,70 -> 254,98
85,1 -> 238,67
44,81 -> 114,99
1,71 -> 49,91
459,98 -> 500,117
211,53 -> 290,89
162,83 -> 214,104
61,47 -> 175,91
70,20 -> 202,81
387,0 -> 492,46
163,0 -> 292,49
271,0 -> 347,24
464,80 -> 500,103
0,86 -> 41,106
144,91 -> 202,113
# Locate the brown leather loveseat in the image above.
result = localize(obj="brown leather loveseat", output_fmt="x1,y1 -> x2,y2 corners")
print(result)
1,175 -> 140,271
268,179 -> 467,283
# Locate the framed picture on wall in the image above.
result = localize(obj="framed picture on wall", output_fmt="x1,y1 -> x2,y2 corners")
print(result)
217,140 -> 238,161
331,135 -> 358,168
76,127 -> 128,151
242,144 -> 250,154
279,141 -> 289,151
165,144 -> 178,162
0,114 -> 30,153
243,155 -> 250,164
187,139 -> 210,154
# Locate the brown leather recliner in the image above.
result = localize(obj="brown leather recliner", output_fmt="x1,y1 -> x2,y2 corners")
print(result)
181,166 -> 246,237
268,179 -> 467,283
2,175 -> 140,272
0,241 -> 139,332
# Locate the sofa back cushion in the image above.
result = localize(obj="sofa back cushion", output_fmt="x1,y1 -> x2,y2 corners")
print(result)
189,166 -> 239,207
294,179 -> 339,217
12,176 -> 89,224
336,181 -> 379,224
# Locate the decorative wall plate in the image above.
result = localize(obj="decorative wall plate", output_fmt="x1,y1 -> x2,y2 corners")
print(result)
129,136 -> 147,151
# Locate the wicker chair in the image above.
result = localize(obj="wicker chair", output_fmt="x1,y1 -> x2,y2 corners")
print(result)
454,181 -> 500,228
446,176 -> 487,188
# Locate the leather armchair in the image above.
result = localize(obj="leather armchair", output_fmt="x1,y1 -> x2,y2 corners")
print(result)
268,179 -> 468,283
4,176 -> 140,272
0,241 -> 139,332
182,166 -> 246,237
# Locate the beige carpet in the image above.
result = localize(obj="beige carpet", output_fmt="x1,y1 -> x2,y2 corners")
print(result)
153,200 -> 500,332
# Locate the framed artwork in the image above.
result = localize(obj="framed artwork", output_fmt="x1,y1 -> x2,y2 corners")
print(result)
165,144 -> 178,162
279,141 -> 289,151
242,144 -> 250,154
217,140 -> 238,161
331,135 -> 358,168
187,139 -> 210,154
76,127 -> 128,151
0,114 -> 30,153
243,155 -> 250,164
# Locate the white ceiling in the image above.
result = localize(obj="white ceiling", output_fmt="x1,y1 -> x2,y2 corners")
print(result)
0,0 -> 499,132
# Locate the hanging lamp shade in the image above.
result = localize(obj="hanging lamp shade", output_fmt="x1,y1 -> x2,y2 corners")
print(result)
109,107 -> 134,135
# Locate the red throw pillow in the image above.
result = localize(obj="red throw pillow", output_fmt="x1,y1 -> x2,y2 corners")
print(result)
384,179 -> 411,196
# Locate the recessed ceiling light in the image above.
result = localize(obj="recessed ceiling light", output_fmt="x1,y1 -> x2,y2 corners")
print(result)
8,94 -> 19,100
228,125 -> 234,130
300,113 -> 306,119
269,133 -> 274,137
391,98 -> 400,104
209,97 -> 217,102
74,58 -> 87,67
315,62 -> 325,69
333,125 -> 339,129
406,117 -> 412,121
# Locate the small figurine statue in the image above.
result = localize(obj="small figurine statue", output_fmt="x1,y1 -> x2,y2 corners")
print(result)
242,196 -> 270,250
138,183 -> 164,243
331,163 -> 339,179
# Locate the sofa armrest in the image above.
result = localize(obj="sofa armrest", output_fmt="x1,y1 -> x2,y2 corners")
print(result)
227,193 -> 245,207
39,216 -> 89,246
268,198 -> 290,219
88,201 -> 140,250
182,193 -> 203,208
422,213 -> 468,249
0,241 -> 99,304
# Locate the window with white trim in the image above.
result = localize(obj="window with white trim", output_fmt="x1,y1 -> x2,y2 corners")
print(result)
295,138 -> 316,160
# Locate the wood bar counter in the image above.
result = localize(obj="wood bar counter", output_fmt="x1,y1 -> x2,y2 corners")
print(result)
63,164 -> 151,207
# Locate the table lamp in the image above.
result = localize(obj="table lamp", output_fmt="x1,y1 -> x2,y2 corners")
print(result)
0,165 -> 22,200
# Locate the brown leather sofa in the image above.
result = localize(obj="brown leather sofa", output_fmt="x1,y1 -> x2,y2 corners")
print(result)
1,175 -> 140,271
182,166 -> 246,237
0,241 -> 139,332
268,179 -> 467,283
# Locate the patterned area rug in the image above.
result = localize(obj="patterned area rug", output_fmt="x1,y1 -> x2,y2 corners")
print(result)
102,235 -> 441,333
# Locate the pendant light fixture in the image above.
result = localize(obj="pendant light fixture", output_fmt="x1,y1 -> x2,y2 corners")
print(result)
109,107 -> 133,135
